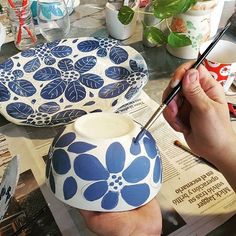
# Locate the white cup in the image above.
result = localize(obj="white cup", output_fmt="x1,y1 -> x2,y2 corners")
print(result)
200,40 -> 236,93
105,2 -> 137,40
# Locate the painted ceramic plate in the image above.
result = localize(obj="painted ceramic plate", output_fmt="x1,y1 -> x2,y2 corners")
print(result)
0,37 -> 148,127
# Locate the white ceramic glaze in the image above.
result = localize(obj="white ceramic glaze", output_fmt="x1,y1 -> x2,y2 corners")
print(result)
105,2 -> 137,40
45,112 -> 162,212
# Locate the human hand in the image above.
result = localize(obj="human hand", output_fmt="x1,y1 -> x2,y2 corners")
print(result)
80,198 -> 162,236
162,62 -> 236,169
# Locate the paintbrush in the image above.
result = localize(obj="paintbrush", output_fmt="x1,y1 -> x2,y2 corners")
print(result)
135,11 -> 236,142
173,140 -> 218,171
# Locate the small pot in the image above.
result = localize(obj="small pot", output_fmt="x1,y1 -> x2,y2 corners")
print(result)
105,2 -> 137,40
45,112 -> 162,212
167,0 -> 217,59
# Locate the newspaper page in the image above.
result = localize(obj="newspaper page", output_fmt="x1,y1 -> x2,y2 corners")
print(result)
0,91 -> 235,236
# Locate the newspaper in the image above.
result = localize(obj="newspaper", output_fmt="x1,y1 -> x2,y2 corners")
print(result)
0,91 -> 235,236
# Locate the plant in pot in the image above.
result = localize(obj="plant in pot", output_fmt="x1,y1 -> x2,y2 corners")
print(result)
118,0 -> 217,58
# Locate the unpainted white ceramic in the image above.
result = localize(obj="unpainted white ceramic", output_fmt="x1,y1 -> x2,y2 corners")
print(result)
105,2 -> 137,40
45,112 -> 162,212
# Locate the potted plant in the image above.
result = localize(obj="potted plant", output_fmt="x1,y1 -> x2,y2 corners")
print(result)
118,0 -> 217,58
118,0 -> 198,48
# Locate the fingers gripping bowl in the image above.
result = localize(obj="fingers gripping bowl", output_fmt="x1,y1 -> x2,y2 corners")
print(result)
45,113 -> 162,212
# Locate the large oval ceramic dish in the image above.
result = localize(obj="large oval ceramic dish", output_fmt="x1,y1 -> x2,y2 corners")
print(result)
0,37 -> 148,127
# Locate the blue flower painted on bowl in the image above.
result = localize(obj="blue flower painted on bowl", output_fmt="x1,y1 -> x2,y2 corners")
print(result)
74,142 -> 151,210
99,59 -> 148,100
33,56 -> 103,102
46,125 -> 162,210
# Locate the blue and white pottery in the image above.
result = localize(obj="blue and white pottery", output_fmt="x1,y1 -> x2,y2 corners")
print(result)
0,37 -> 148,127
30,0 -> 77,19
45,112 -> 162,212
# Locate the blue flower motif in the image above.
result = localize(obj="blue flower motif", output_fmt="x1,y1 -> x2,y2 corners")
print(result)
99,60 -> 148,100
20,40 -> 72,72
33,57 -> 104,103
74,142 -> 151,210
77,38 -> 129,64
0,59 -> 36,102
6,102 -> 87,126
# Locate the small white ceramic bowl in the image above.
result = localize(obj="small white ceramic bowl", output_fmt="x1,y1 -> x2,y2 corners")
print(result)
46,112 -> 162,212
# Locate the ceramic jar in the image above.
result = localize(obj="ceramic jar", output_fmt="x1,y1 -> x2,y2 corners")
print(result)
45,112 -> 162,212
105,2 -> 137,40
167,0 -> 217,59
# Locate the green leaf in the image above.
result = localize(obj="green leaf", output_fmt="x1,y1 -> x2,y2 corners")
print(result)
144,26 -> 167,45
167,32 -> 192,47
153,0 -> 197,19
118,6 -> 135,25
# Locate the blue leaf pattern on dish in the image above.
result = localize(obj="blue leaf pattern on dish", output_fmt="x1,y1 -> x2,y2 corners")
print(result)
6,102 -> 34,119
58,58 -> 74,72
153,157 -> 161,183
77,40 -> 99,52
99,81 -> 129,98
74,56 -> 97,74
0,59 -> 14,71
79,74 -> 104,89
129,60 -> 140,72
51,46 -> 72,58
0,83 -> 11,102
101,191 -> 119,210
12,70 -> 24,78
97,48 -> 107,57
33,67 -> 61,81
51,109 -> 87,124
105,67 -> 130,80
21,49 -> 36,57
109,47 -> 128,64
41,78 -> 67,99
65,81 -> 86,102
38,102 -> 60,114
125,87 -> 139,100
23,58 -> 41,73
8,80 -> 36,97
44,56 -> 56,65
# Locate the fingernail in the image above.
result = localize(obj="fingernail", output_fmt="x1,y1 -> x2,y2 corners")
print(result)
187,71 -> 197,83
170,79 -> 180,88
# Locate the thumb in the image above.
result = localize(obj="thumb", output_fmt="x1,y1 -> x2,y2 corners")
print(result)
182,69 -> 210,111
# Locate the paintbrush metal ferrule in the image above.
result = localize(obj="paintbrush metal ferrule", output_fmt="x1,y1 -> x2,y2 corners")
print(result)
135,103 -> 166,142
